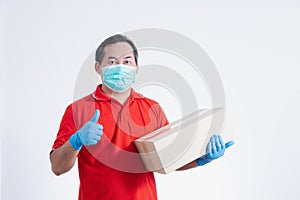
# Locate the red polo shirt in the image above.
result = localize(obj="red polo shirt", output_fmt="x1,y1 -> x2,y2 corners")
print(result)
52,85 -> 169,200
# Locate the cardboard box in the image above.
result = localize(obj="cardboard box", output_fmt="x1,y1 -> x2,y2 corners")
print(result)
134,107 -> 226,174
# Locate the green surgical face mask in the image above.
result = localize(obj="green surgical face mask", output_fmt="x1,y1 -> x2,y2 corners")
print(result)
101,64 -> 136,92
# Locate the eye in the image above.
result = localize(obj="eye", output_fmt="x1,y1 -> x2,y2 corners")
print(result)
108,60 -> 117,65
123,60 -> 132,65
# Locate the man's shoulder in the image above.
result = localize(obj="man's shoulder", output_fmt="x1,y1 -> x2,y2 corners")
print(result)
135,92 -> 160,106
66,93 -> 94,110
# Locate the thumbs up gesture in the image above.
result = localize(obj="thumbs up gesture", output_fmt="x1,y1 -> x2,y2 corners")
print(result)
69,109 -> 104,150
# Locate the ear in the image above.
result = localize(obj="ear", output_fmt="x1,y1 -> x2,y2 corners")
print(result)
95,62 -> 102,75
136,64 -> 139,74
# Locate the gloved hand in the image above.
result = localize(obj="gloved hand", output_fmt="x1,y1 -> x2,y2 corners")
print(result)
69,109 -> 103,150
196,134 -> 234,166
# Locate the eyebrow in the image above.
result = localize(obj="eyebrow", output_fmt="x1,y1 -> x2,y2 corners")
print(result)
107,55 -> 133,60
124,56 -> 133,59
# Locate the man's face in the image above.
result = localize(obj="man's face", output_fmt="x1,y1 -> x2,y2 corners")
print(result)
96,42 -> 137,75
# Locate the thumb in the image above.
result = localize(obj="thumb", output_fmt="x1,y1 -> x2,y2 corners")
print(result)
90,109 -> 100,123
225,140 -> 235,149
206,140 -> 212,154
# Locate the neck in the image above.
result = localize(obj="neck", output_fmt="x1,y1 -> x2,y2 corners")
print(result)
101,84 -> 131,104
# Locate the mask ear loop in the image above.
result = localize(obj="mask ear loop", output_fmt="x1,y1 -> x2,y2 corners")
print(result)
96,63 -> 106,86
95,62 -> 103,76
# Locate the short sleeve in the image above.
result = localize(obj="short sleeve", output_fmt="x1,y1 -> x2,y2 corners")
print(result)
51,105 -> 77,150
155,104 -> 169,128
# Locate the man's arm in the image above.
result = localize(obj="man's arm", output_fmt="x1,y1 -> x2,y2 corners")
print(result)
176,160 -> 198,171
50,109 -> 103,176
50,141 -> 79,176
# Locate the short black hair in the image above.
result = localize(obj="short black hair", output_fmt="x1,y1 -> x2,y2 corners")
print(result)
95,34 -> 138,65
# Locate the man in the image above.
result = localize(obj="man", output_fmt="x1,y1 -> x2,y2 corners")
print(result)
50,34 -> 233,200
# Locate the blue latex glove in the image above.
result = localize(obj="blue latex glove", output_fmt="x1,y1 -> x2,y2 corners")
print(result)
69,109 -> 103,150
196,134 -> 234,166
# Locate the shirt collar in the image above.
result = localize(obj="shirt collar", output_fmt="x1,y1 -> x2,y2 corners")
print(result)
92,84 -> 144,101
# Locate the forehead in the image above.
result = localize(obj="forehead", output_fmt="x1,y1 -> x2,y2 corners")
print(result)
103,42 -> 134,59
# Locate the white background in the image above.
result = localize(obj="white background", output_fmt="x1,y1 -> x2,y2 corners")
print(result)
1,0 -> 300,199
